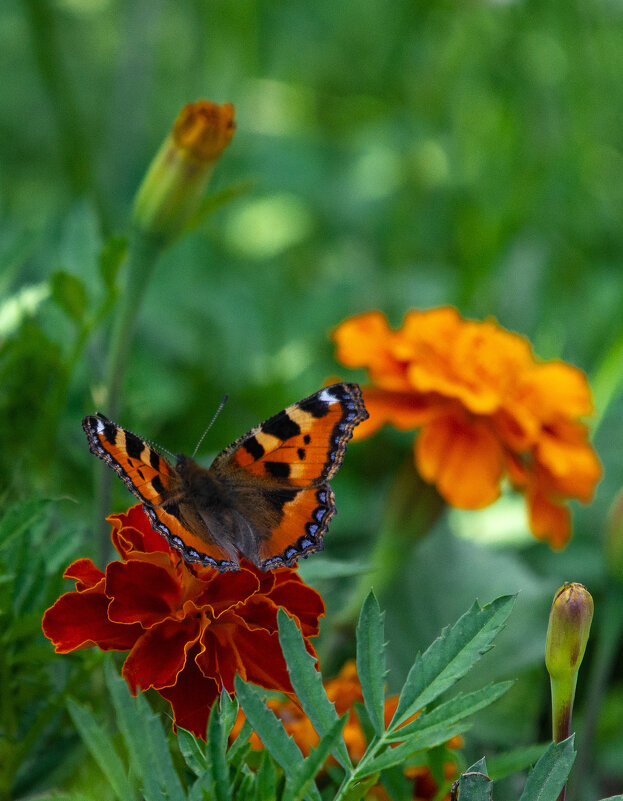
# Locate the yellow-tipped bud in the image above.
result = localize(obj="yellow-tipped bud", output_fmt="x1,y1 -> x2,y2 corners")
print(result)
545,582 -> 593,744
133,100 -> 235,244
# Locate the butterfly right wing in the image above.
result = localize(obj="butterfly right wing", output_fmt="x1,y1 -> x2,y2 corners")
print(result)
82,413 -> 179,507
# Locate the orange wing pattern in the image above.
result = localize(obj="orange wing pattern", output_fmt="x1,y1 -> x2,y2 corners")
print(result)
213,383 -> 368,487
82,414 -> 177,506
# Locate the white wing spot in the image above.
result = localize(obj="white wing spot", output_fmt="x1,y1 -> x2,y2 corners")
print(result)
317,388 -> 337,404
95,418 -> 105,432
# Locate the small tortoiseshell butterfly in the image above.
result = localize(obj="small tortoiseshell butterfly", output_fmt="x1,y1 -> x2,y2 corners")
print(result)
82,383 -> 368,571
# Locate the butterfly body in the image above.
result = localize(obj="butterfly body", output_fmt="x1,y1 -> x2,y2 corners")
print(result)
83,383 -> 368,571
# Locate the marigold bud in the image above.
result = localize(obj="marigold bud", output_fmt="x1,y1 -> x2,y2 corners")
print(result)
606,489 -> 623,582
132,100 -> 235,244
545,582 -> 593,744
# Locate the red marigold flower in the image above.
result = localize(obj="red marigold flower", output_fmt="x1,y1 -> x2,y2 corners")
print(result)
333,308 -> 602,548
42,504 -> 324,739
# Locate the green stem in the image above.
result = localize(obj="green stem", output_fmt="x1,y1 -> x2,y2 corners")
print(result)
568,584 -> 623,801
94,231 -> 163,560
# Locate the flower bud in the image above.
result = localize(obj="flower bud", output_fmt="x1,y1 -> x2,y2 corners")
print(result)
606,488 -> 623,582
545,582 -> 593,744
545,583 -> 593,679
132,100 -> 235,244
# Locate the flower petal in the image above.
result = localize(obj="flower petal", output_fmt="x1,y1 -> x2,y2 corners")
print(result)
158,644 -> 220,739
109,504 -> 171,559
107,559 -> 183,627
122,613 -> 203,693
63,558 -> 105,591
42,589 -> 142,652
416,414 -> 504,508
528,491 -> 571,549
354,387 -> 443,440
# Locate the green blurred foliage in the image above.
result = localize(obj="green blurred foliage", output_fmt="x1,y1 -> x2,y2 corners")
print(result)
1,0 -> 623,797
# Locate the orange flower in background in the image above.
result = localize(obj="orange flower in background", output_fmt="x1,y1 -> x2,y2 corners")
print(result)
42,504 -> 324,739
333,307 -> 602,548
231,660 -> 460,799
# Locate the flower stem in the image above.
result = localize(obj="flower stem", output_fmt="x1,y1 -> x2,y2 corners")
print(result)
568,584 -> 623,801
94,230 -> 162,559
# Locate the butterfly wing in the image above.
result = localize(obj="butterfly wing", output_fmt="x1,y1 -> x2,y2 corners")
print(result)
210,383 -> 368,568
82,414 -> 240,569
82,414 -> 178,506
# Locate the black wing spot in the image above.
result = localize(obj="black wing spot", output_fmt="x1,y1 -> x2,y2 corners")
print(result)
150,449 -> 161,470
298,396 -> 330,418
125,431 -> 145,460
297,447 -> 306,460
304,434 -> 311,444
265,461 -> 291,479
244,435 -> 265,460
262,411 -> 301,441
151,475 -> 165,496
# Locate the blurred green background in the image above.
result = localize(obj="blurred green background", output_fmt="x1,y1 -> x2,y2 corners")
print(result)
2,0 -> 623,797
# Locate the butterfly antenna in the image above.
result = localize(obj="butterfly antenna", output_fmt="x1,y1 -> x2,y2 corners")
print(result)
192,395 -> 228,458
145,437 -> 176,462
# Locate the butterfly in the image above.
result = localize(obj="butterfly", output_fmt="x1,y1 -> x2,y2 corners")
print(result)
82,383 -> 368,571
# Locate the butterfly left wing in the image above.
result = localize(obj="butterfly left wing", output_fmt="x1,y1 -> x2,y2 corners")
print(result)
210,383 -> 368,568
82,414 -> 179,506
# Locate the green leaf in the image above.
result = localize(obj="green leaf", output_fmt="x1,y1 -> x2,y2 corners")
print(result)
206,692 -> 232,801
234,676 -> 321,801
519,737 -> 576,801
340,774 -> 381,801
599,796 -> 623,800
104,658 -> 185,801
255,750 -> 278,801
66,698 -> 134,801
392,595 -> 515,727
356,591 -> 386,736
50,270 -> 88,323
456,768 -> 492,801
278,608 -> 351,769
466,757 -> 488,772
362,721 -> 472,775
177,727 -> 209,775
99,236 -> 127,289
282,716 -> 347,801
385,682 -> 513,741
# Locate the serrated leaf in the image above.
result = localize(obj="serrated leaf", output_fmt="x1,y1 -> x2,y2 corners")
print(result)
356,591 -> 386,736
385,682 -> 513,741
228,718 -> 253,768
177,727 -> 209,775
466,757 -> 488,772
66,698 -> 134,801
278,609 -> 351,769
255,750 -> 278,801
104,658 -> 185,801
456,769 -> 492,801
206,694 -> 232,801
378,765 -> 413,801
340,774 -> 381,801
235,676 -> 321,801
361,721 -> 472,775
99,236 -> 127,289
282,716 -> 347,801
392,595 -> 515,727
234,676 -> 303,778
599,796 -> 623,800
519,736 -> 576,801
50,270 -> 88,323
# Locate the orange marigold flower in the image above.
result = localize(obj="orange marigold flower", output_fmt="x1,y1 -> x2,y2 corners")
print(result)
333,308 -> 602,548
42,504 -> 324,739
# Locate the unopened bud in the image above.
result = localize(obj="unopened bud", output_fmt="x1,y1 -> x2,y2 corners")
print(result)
133,100 -> 235,244
545,582 -> 593,744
